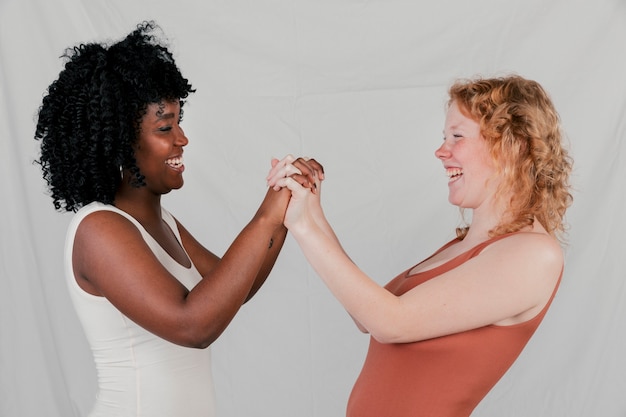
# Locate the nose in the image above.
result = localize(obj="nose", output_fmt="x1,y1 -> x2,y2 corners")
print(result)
435,140 -> 450,160
175,125 -> 189,147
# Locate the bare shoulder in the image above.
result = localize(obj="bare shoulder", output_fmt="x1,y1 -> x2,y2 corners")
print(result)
76,210 -> 141,243
483,231 -> 564,282
74,209 -> 144,249
78,208 -> 135,229
493,231 -> 562,260
72,209 -> 151,295
472,231 -> 563,325
73,209 -> 149,273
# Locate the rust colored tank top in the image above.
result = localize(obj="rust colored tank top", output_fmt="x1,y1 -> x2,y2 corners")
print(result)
346,233 -> 562,417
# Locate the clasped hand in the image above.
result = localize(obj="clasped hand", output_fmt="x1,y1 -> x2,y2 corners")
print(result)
266,154 -> 324,232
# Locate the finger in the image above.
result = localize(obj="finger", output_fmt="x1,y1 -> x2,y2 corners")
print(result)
267,154 -> 295,180
293,157 -> 325,183
280,154 -> 296,167
292,158 -> 317,185
283,163 -> 303,178
289,173 -> 317,193
268,162 -> 303,188
305,158 -> 325,180
274,176 -> 307,194
268,165 -> 299,188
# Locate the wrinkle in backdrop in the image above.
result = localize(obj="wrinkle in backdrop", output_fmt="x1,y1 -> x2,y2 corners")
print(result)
1,0 -> 625,416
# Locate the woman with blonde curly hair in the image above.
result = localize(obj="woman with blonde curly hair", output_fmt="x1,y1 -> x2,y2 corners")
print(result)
267,75 -> 573,417
449,75 -> 572,240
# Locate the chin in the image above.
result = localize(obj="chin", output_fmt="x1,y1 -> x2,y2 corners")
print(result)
447,195 -> 462,206
163,184 -> 184,194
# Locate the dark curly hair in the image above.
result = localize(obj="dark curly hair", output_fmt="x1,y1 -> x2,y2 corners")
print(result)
35,21 -> 195,212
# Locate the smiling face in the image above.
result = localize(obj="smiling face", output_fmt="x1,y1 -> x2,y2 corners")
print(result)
133,99 -> 188,195
435,101 -> 500,211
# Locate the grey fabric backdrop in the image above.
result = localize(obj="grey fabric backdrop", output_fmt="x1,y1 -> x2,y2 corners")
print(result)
1,0 -> 625,416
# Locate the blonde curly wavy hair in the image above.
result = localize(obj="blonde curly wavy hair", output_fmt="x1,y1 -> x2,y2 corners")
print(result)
449,75 -> 573,242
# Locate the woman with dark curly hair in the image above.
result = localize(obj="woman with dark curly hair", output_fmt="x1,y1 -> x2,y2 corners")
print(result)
268,75 -> 573,417
35,22 -> 321,417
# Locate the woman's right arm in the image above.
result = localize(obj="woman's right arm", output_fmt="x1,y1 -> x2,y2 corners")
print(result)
270,158 -> 563,344
267,155 -> 368,332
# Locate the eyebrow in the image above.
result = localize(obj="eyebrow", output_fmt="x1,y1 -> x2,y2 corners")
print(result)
156,112 -> 176,121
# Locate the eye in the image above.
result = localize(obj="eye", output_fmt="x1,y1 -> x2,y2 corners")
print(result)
158,125 -> 173,132
443,133 -> 462,142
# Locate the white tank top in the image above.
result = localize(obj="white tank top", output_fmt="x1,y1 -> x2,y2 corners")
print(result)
65,202 -> 216,417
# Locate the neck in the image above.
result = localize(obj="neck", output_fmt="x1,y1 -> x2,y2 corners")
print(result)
461,205 -> 507,244
114,183 -> 163,223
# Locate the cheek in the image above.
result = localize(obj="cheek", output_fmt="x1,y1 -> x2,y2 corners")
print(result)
473,143 -> 496,173
131,146 -> 159,175
132,148 -> 147,168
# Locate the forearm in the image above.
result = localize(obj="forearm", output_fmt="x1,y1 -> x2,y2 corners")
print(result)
290,222 -> 396,335
184,216 -> 281,346
310,208 -> 367,330
312,208 -> 351,259
245,224 -> 288,301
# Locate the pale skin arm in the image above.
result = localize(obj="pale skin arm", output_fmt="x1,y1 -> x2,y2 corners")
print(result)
267,155 -> 368,332
268,157 -> 563,344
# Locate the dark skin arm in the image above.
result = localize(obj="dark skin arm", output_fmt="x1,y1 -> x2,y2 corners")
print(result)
73,159 -> 323,349
176,218 -> 287,303
180,156 -> 322,303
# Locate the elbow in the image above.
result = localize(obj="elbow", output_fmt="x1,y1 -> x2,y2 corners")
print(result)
173,324 -> 222,349
370,329 -> 427,345
371,333 -> 401,344
350,314 -> 369,334
359,302 -> 420,343
369,326 -> 412,344
185,333 -> 215,349
189,340 -> 213,350
175,332 -> 216,349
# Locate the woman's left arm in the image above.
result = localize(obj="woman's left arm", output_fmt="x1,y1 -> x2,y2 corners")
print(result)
175,219 -> 287,302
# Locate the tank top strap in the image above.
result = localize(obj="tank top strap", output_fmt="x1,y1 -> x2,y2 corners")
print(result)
463,231 -> 524,260
426,231 -> 523,267
72,202 -> 183,249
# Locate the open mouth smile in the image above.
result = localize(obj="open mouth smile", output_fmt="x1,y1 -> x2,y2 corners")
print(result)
446,167 -> 463,182
165,156 -> 184,170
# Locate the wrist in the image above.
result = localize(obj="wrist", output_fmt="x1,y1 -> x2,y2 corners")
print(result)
250,213 -> 282,235
288,217 -> 317,240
